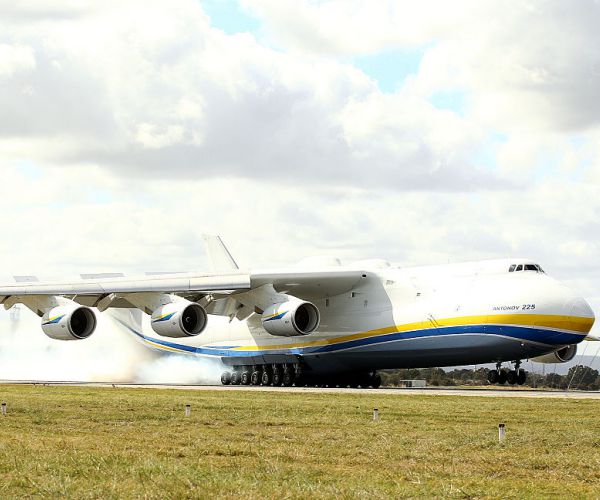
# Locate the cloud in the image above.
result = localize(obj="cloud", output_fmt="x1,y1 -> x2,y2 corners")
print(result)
245,0 -> 600,132
0,44 -> 36,78
0,0 -> 503,191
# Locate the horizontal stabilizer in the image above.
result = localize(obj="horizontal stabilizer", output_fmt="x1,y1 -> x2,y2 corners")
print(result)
13,275 -> 39,283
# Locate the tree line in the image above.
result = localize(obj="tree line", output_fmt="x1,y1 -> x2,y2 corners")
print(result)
380,365 -> 600,390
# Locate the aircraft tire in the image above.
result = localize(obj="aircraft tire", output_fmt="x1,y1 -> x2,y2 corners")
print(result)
371,373 -> 382,389
230,371 -> 241,385
497,369 -> 508,385
507,370 -> 518,385
487,370 -> 498,384
272,366 -> 283,386
261,369 -> 272,386
241,371 -> 251,385
282,369 -> 295,387
250,371 -> 262,385
517,369 -> 527,385
220,371 -> 232,385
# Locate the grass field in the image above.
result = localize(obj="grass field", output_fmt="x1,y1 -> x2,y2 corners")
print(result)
1,386 -> 599,499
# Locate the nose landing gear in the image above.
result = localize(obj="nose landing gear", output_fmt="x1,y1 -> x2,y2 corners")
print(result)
487,361 -> 527,386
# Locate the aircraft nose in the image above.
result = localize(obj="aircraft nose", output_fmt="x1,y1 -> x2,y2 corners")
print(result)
567,295 -> 595,334
528,276 -> 595,335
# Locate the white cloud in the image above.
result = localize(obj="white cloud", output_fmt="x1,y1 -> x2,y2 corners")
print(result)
245,0 -> 600,132
0,0 -> 500,190
0,43 -> 36,77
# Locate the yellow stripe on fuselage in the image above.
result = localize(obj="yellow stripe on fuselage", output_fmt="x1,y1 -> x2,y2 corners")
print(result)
143,338 -> 187,354
232,313 -> 594,352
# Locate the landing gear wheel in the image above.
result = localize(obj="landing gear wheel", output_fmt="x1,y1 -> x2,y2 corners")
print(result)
250,371 -> 262,386
240,371 -> 251,385
272,366 -> 283,386
487,370 -> 498,384
497,369 -> 508,385
220,371 -> 232,385
371,373 -> 382,389
517,369 -> 527,385
261,369 -> 272,386
230,371 -> 241,385
507,370 -> 518,385
282,368 -> 295,387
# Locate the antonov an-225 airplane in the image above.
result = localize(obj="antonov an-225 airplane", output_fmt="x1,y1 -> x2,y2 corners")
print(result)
0,236 -> 596,388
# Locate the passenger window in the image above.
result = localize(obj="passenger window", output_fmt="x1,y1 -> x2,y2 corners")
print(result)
516,265 -> 523,271
509,265 -> 516,272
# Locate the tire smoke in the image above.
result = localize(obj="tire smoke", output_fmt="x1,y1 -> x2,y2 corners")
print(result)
0,307 -> 223,384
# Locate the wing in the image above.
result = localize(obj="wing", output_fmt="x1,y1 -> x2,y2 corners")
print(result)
0,268 -> 369,317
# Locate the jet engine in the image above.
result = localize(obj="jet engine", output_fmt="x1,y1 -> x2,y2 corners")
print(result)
151,301 -> 207,338
531,344 -> 577,363
41,305 -> 97,341
261,300 -> 320,337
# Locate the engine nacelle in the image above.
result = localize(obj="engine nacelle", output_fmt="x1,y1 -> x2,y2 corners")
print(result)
531,344 -> 578,364
151,301 -> 207,338
261,300 -> 320,337
41,305 -> 97,341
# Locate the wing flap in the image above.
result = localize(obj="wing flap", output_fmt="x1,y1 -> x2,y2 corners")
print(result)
251,269 -> 369,298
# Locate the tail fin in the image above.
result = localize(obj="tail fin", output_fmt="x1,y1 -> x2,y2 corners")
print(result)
202,235 -> 239,272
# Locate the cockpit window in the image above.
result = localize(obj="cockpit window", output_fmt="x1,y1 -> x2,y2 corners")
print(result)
509,263 -> 545,273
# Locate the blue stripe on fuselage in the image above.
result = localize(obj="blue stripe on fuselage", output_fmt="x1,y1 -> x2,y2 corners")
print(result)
114,318 -> 582,358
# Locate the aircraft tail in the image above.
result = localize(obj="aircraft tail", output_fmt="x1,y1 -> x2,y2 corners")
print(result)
202,235 -> 239,272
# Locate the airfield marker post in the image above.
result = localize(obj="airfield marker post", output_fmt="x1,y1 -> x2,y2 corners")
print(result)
1,402 -> 6,416
498,423 -> 506,443
185,404 -> 191,417
373,408 -> 379,421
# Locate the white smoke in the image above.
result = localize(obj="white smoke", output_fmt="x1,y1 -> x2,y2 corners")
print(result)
0,307 -> 224,384
135,354 -> 223,385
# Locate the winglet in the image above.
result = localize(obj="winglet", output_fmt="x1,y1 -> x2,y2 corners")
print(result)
202,235 -> 239,272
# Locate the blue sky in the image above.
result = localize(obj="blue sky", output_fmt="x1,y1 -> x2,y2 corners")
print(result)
201,0 -> 260,35
201,0 -> 466,113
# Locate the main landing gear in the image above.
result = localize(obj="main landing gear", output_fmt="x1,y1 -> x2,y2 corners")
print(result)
487,361 -> 527,386
220,364 -> 382,389
221,364 -> 299,387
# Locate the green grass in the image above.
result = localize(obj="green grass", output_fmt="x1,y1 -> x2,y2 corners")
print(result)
0,386 -> 599,498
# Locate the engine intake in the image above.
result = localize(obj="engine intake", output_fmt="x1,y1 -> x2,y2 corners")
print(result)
41,305 -> 97,340
261,300 -> 320,337
531,344 -> 577,364
151,301 -> 207,338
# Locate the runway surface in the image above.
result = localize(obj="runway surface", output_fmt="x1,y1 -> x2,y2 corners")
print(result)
2,380 -> 600,398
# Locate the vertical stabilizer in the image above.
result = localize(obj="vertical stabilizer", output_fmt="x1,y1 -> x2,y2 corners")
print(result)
202,235 -> 239,272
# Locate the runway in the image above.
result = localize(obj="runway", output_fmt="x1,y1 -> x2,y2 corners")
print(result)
2,380 -> 600,398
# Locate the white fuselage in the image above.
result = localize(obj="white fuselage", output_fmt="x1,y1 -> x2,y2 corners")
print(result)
119,258 -> 595,374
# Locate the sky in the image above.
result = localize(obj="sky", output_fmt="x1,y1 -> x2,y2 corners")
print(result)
1,0 -> 600,352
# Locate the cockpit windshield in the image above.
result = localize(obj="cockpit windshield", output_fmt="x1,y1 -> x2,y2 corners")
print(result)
508,263 -> 544,273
